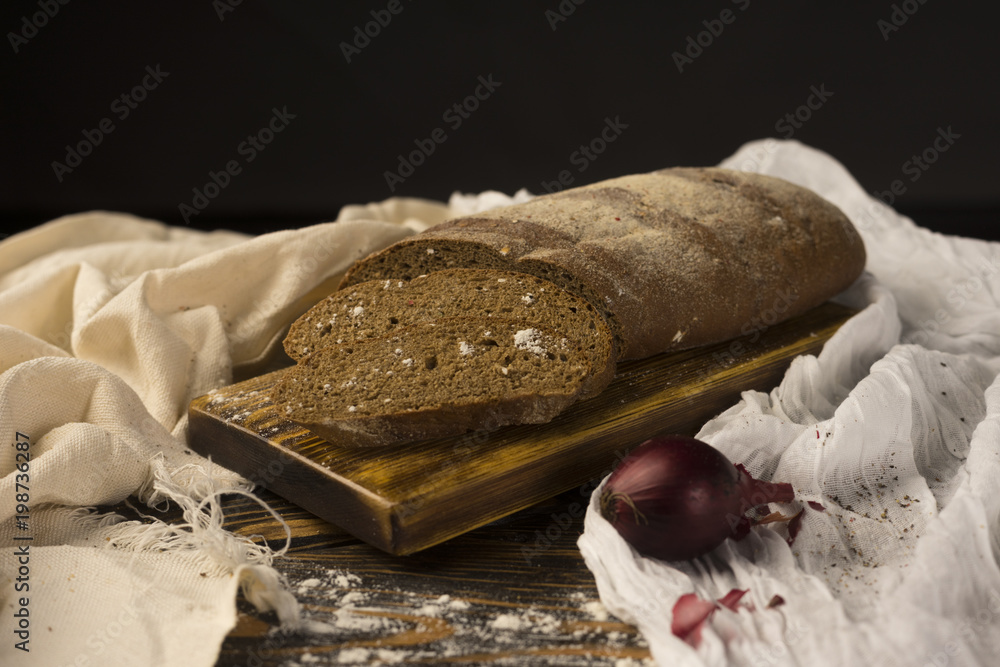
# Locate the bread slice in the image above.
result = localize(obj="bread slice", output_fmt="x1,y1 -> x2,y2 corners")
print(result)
340,167 -> 866,361
271,318 -> 592,447
283,268 -> 616,399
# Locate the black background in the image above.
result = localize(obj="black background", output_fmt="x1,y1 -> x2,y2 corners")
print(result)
2,1 -> 997,239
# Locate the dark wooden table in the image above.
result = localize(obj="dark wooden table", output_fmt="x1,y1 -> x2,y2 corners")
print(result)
124,487 -> 652,666
172,302 -> 853,665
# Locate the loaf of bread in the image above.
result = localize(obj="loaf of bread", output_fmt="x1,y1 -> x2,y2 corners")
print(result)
282,268 -> 616,399
342,167 -> 866,360
272,318 -> 592,447
275,166 -> 865,447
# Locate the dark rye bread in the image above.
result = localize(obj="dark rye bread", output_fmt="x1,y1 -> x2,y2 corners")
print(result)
283,268 -> 616,399
271,318 -> 592,447
341,167 -> 866,361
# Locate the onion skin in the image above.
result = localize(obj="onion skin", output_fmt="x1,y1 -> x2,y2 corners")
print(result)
599,435 -> 795,561
671,588 -> 749,648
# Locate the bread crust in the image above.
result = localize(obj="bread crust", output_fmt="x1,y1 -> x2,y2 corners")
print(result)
342,167 -> 866,360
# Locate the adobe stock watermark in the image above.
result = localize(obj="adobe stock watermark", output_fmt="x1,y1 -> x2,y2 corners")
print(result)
177,106 -> 296,223
394,427 -> 494,521
747,616 -> 811,667
902,251 -> 1000,347
774,84 -> 834,139
520,446 -> 633,564
870,125 -> 960,209
213,0 -> 243,21
544,0 -> 585,31
7,0 -> 69,54
877,0 -> 930,41
839,125 -> 960,240
672,0 -> 751,73
539,116 -> 629,193
383,74 -> 502,192
50,65 -> 170,183
340,0 -> 414,63
917,588 -> 1000,667
78,597 -> 144,663
733,85 -> 833,171
681,288 -> 800,395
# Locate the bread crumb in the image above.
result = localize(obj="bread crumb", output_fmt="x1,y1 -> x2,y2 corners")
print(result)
514,328 -> 547,355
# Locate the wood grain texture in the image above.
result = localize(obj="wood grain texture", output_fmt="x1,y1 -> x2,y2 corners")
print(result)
105,489 -> 653,666
188,302 -> 856,556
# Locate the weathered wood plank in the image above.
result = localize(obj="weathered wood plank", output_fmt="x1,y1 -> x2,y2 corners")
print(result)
211,491 -> 654,666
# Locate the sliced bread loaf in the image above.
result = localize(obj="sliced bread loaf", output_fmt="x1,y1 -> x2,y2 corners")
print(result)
283,268 -> 616,399
271,318 -> 592,447
340,167 -> 866,361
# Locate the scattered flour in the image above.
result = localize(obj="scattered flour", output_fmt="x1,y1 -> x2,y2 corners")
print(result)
338,591 -> 367,606
335,647 -> 370,663
296,578 -> 322,593
582,600 -> 609,621
283,567 -> 645,664
513,328 -> 548,355
490,612 -> 527,631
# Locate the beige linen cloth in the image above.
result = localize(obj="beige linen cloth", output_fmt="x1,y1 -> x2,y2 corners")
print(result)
0,189 -> 527,666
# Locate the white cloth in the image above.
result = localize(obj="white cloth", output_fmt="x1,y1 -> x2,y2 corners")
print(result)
0,197 -> 486,666
579,140 -> 1000,666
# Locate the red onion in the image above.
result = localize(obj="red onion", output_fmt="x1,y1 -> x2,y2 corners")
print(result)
599,435 -> 795,561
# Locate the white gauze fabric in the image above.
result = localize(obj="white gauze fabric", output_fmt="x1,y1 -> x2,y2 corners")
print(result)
0,196 -> 475,667
578,140 -> 1000,667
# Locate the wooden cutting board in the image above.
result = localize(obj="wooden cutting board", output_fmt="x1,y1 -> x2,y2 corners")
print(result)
188,301 -> 855,555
